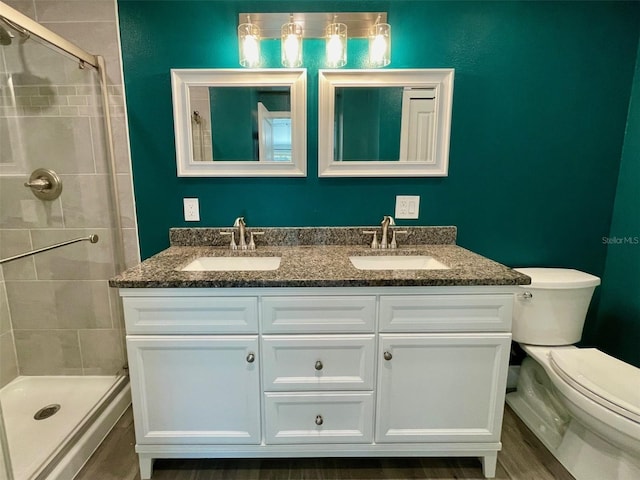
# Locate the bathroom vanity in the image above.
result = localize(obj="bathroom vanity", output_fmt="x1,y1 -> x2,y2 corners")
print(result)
111,227 -> 529,479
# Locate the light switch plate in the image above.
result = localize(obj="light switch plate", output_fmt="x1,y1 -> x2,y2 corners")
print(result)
183,198 -> 200,221
395,195 -> 420,219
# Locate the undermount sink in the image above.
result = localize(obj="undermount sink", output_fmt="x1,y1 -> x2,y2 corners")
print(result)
349,255 -> 450,271
181,256 -> 281,272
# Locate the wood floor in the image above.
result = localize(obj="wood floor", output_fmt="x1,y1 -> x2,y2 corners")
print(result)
76,405 -> 574,480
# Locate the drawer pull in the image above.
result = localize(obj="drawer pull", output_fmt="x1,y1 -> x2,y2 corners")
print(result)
383,351 -> 393,361
246,352 -> 255,363
315,360 -> 323,371
315,415 -> 323,426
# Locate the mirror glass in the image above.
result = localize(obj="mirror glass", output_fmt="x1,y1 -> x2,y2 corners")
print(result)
334,86 -> 403,162
172,69 -> 306,177
318,69 -> 454,177
189,86 -> 291,163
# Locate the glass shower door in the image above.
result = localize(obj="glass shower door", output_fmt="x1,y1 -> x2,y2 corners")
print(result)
0,11 -> 127,480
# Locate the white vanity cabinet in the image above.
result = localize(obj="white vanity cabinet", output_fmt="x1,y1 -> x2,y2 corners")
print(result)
120,287 -> 514,479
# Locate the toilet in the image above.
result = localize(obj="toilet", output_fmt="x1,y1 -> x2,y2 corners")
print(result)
505,268 -> 640,480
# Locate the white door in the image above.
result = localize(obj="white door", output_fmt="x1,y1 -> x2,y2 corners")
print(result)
258,102 -> 292,162
127,335 -> 261,444
376,333 -> 511,443
399,88 -> 436,162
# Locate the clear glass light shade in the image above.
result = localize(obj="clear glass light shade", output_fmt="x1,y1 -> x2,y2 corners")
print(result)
281,22 -> 303,67
238,22 -> 260,68
369,22 -> 391,67
325,22 -> 347,67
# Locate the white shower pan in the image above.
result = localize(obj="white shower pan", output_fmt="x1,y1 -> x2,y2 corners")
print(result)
0,376 -> 130,480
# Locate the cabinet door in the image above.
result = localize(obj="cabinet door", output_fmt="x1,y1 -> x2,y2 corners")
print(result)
127,335 -> 260,444
376,333 -> 511,443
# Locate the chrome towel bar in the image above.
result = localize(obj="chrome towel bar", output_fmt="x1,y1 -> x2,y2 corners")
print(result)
0,234 -> 98,265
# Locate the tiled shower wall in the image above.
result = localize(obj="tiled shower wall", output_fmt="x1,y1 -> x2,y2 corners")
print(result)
0,0 -> 138,386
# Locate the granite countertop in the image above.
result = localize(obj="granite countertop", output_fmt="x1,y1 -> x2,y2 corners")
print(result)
110,226 -> 531,289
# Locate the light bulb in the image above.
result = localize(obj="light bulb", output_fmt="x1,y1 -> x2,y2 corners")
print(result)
283,34 -> 300,64
370,35 -> 387,62
325,21 -> 347,67
281,16 -> 303,67
238,18 -> 260,68
369,21 -> 391,67
242,35 -> 259,67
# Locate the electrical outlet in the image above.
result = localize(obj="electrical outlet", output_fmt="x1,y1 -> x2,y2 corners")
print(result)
183,198 -> 200,221
395,195 -> 420,219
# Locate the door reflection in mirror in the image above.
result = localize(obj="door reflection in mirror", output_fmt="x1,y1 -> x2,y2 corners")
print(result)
188,85 -> 291,162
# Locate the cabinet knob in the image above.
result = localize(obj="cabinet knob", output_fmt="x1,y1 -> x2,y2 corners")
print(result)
315,415 -> 323,426
383,351 -> 393,361
315,360 -> 323,371
246,352 -> 255,363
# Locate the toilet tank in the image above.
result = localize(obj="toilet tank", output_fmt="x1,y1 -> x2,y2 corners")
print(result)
513,268 -> 601,346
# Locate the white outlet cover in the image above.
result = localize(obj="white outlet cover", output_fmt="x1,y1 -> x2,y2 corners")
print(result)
183,198 -> 200,221
395,195 -> 420,219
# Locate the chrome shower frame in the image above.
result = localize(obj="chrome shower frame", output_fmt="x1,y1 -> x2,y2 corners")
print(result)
0,3 -> 95,66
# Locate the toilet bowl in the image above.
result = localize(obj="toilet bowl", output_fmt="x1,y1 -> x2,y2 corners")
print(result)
505,268 -> 640,480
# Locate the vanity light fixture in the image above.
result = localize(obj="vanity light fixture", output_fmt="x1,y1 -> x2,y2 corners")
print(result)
369,15 -> 391,67
237,13 -> 389,68
281,14 -> 303,67
238,15 -> 261,68
325,16 -> 347,68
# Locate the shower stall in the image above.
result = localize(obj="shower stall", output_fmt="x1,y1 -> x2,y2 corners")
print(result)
0,3 -> 130,479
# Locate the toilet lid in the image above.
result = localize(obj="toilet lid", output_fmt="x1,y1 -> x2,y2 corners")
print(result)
514,268 -> 600,288
550,348 -> 640,423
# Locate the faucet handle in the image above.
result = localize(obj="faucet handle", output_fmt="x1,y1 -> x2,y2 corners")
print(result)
390,230 -> 408,249
362,230 -> 379,249
248,231 -> 264,250
220,231 -> 237,250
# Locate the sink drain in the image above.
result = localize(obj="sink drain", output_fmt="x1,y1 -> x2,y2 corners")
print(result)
34,404 -> 60,420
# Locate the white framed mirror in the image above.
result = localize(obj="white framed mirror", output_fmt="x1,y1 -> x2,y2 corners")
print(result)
318,69 -> 454,177
171,68 -> 307,177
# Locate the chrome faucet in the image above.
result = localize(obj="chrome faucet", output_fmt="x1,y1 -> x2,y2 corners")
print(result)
362,215 -> 409,249
363,215 -> 407,249
234,216 -> 248,250
228,217 -> 264,250
380,215 -> 395,249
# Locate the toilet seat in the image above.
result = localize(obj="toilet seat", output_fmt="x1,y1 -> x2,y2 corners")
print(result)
550,348 -> 640,424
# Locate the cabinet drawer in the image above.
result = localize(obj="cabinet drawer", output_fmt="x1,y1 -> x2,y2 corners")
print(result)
262,335 -> 375,391
265,392 -> 374,444
261,296 -> 375,333
379,294 -> 512,332
123,297 -> 258,334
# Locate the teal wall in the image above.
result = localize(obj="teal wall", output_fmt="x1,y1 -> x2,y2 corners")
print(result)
118,1 -> 639,360
210,87 -> 255,160
596,39 -> 640,368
